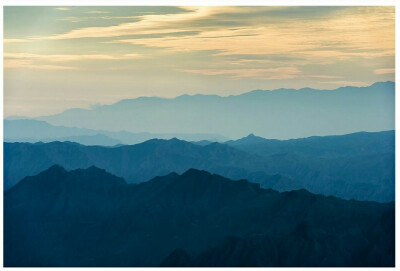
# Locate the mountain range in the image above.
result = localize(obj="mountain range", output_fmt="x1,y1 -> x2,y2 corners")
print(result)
31,81 -> 394,139
3,81 -> 395,267
4,166 -> 394,267
226,131 -> 395,202
4,130 -> 394,202
4,138 -> 283,190
4,119 -> 229,145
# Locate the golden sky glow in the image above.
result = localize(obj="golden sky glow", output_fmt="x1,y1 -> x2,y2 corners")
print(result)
3,6 -> 395,117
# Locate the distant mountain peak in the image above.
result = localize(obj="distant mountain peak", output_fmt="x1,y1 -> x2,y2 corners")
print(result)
227,133 -> 267,145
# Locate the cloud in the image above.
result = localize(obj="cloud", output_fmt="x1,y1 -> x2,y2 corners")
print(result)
4,53 -> 146,70
84,11 -> 110,14
4,39 -> 30,43
114,19 -> 393,60
374,68 -> 395,74
43,7 -> 231,40
180,67 -> 302,80
4,53 -> 145,62
55,7 -> 70,11
3,6 -> 395,91
103,7 -> 393,68
57,15 -> 137,23
14,5 -> 390,87
4,59 -> 76,70
307,75 -> 343,79
37,6 -> 393,64
180,67 -> 345,81
57,17 -> 85,23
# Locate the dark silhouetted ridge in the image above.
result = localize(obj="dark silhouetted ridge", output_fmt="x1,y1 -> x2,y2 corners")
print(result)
4,167 -> 394,267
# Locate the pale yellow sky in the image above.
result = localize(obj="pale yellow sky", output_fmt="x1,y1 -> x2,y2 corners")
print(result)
3,6 -> 395,117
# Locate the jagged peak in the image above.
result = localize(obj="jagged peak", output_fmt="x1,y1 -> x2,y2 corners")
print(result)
230,133 -> 267,144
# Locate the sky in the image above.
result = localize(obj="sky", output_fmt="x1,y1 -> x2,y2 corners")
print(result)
3,6 -> 395,117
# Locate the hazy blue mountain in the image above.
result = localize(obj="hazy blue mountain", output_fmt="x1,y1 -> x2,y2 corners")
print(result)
5,166 -> 394,267
4,139 -> 286,191
4,130 -> 394,202
225,130 -> 395,202
4,119 -> 229,145
35,82 -> 394,139
5,134 -> 122,147
100,130 -> 229,143
226,133 -> 268,145
4,119 -> 97,139
48,134 -> 121,146
226,130 -> 395,157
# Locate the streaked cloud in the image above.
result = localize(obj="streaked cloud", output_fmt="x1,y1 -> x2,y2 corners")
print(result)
374,68 -> 395,75
4,52 -> 146,70
37,6 -> 393,65
57,16 -> 86,23
55,7 -> 70,11
181,68 -> 347,81
307,75 -> 343,79
4,52 -> 145,62
4,59 -> 76,70
180,67 -> 302,80
84,10 -> 110,14
43,7 -> 231,39
110,9 -> 394,62
4,39 -> 30,43
57,16 -> 137,23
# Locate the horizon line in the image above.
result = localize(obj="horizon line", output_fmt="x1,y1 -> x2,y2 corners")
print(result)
4,80 -> 394,119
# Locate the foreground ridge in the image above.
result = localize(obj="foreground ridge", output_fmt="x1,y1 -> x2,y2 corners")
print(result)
4,166 -> 395,267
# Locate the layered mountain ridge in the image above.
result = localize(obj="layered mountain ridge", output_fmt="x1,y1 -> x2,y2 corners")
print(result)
32,81 -> 394,139
4,119 -> 229,145
4,165 -> 394,267
4,129 -> 394,202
